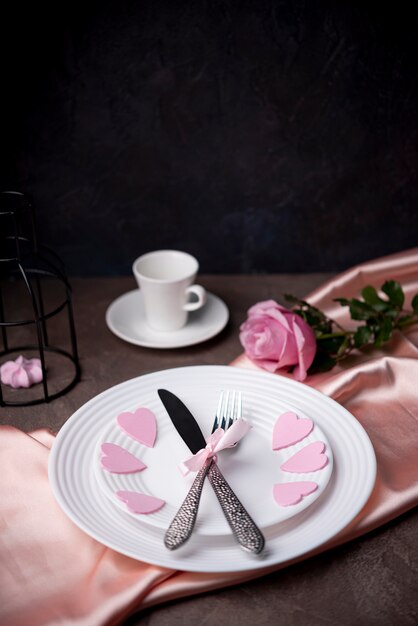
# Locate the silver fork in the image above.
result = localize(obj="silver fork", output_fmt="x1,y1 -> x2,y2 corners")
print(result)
164,390 -> 265,554
212,390 -> 242,436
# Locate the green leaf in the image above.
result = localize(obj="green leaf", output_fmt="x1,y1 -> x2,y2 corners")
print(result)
301,301 -> 330,321
382,317 -> 393,341
354,325 -> 372,348
361,286 -> 381,305
374,317 -> 393,347
294,308 -> 307,320
308,352 -> 337,374
302,310 -> 332,333
381,280 -> 404,308
412,294 -> 418,314
284,294 -> 300,304
286,295 -> 332,333
361,286 -> 389,312
348,299 -> 376,321
334,297 -> 351,307
335,297 -> 377,320
397,314 -> 415,328
316,335 -> 346,355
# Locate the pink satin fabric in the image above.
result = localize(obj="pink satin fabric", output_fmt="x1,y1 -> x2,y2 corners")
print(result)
1,247 -> 418,626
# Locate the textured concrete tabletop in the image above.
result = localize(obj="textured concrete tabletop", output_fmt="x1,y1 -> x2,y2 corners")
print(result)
2,275 -> 417,625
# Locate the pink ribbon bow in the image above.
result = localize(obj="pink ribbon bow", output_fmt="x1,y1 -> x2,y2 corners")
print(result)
179,419 -> 251,475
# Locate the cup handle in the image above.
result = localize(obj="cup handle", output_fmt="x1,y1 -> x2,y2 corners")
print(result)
183,285 -> 207,311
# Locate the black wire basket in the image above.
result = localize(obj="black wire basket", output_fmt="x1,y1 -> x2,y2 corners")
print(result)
0,191 -> 80,406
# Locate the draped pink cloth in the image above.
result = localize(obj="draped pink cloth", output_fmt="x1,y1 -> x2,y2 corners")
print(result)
2,247 -> 418,626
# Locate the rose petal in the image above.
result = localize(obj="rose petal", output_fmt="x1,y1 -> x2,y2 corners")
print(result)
252,358 -> 280,372
292,316 -> 317,381
248,300 -> 292,331
247,300 -> 286,316
240,317 -> 286,362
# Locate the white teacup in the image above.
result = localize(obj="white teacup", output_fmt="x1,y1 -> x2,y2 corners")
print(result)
132,250 -> 207,332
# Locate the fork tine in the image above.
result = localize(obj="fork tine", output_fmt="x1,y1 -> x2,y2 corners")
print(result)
227,390 -> 236,429
221,391 -> 229,429
212,390 -> 243,433
212,390 -> 224,433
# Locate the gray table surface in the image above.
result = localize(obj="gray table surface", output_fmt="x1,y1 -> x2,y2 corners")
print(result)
2,275 -> 417,626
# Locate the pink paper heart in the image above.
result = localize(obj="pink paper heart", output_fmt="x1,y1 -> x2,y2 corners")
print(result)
272,411 -> 313,450
116,490 -> 165,514
116,408 -> 157,447
281,441 -> 328,473
100,443 -> 146,474
273,481 -> 318,506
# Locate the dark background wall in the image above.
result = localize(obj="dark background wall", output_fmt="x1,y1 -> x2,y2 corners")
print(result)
1,0 -> 417,275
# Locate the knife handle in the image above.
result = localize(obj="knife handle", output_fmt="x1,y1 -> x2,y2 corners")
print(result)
207,462 -> 265,554
164,460 -> 212,550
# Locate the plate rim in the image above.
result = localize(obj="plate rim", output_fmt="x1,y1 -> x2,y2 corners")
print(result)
48,365 -> 377,573
105,290 -> 229,349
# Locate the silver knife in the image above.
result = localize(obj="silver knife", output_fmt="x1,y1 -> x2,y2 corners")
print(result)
158,388 -> 265,554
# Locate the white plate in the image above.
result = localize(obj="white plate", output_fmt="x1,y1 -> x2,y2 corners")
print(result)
49,366 -> 376,573
93,390 -> 333,534
105,290 -> 229,348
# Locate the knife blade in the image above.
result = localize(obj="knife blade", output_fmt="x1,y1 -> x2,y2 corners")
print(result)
158,388 -> 265,554
157,388 -> 206,454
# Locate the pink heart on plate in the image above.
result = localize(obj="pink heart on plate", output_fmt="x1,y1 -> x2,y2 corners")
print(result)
116,408 -> 157,447
273,481 -> 318,506
281,441 -> 328,473
116,490 -> 165,514
272,411 -> 313,450
100,443 -> 146,474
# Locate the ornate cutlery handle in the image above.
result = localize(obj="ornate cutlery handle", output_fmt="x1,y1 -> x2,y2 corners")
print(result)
164,460 -> 212,550
207,462 -> 265,554
165,460 -> 265,554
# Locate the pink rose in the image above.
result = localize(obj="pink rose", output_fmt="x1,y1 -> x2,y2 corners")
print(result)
239,300 -> 316,381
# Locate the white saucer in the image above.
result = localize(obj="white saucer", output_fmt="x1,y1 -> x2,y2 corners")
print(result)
106,290 -> 229,349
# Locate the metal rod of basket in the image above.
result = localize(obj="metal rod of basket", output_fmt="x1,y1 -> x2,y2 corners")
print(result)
0,191 -> 81,407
